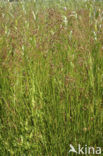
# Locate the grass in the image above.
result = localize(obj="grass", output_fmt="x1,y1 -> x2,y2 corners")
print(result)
0,0 -> 103,155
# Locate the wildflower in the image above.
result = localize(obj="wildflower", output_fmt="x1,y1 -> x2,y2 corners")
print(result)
93,31 -> 97,41
64,7 -> 67,11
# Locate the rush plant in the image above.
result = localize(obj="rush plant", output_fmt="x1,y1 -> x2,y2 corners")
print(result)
0,0 -> 103,155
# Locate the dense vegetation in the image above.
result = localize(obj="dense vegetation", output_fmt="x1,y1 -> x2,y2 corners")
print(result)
0,0 -> 103,155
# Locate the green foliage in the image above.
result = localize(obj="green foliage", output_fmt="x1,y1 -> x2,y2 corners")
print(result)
0,0 -> 103,155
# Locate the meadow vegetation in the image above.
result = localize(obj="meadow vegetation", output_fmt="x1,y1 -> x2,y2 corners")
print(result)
0,0 -> 103,155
